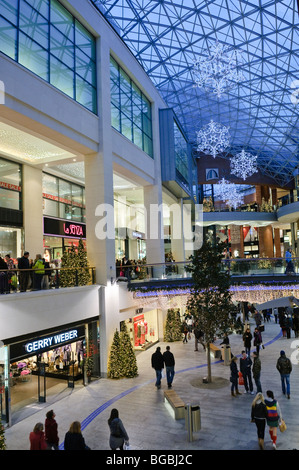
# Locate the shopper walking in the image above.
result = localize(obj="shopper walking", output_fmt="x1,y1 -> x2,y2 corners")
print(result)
251,392 -> 268,450
243,327 -> 252,356
108,408 -> 129,451
193,323 -> 206,351
182,321 -> 189,343
276,350 -> 292,398
253,327 -> 263,355
265,390 -> 282,450
45,410 -> 59,450
29,423 -> 48,450
230,356 -> 241,397
151,346 -> 164,389
252,351 -> 262,393
163,346 -> 175,389
64,421 -> 90,450
240,350 -> 254,394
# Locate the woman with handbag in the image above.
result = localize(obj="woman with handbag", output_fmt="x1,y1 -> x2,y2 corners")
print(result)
265,390 -> 282,450
108,408 -> 129,451
251,393 -> 268,450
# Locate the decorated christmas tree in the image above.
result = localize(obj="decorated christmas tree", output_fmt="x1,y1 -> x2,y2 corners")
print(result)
0,422 -> 6,450
59,240 -> 91,287
164,308 -> 182,342
107,330 -> 123,379
77,239 -> 91,286
120,323 -> 138,378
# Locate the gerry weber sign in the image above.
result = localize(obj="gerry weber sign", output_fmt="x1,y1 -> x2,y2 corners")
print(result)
43,217 -> 86,239
25,329 -> 79,353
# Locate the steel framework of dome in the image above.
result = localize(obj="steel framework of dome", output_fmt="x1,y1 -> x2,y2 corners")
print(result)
91,0 -> 299,186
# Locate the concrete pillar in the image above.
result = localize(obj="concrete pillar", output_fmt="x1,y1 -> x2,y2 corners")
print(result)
22,165 -> 43,257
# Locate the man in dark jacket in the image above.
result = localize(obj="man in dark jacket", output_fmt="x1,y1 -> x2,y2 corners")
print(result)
151,347 -> 164,389
240,350 -> 254,394
163,346 -> 175,389
18,251 -> 30,292
276,350 -> 292,398
252,351 -> 262,393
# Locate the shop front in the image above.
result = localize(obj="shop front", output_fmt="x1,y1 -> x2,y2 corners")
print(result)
123,308 -> 159,351
1,320 -> 99,426
43,216 -> 86,263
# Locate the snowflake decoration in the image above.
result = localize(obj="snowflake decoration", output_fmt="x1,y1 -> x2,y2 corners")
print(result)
230,149 -> 258,181
197,120 -> 230,158
192,41 -> 244,98
214,178 -> 244,210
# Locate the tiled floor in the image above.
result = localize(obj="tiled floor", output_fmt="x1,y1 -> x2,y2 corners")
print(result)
5,316 -> 299,451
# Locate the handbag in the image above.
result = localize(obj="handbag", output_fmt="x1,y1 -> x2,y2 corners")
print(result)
238,372 -> 244,386
279,419 -> 287,433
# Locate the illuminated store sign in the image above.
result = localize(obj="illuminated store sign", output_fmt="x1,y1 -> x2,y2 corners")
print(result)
25,329 -> 78,353
43,217 -> 86,239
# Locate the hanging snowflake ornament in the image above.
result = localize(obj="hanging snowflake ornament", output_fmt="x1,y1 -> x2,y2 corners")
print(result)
230,149 -> 258,181
197,120 -> 230,158
192,40 -> 244,98
214,178 -> 244,210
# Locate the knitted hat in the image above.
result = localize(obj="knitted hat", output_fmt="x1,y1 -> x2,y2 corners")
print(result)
280,350 -> 285,356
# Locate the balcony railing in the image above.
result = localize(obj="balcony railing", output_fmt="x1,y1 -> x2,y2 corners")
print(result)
122,257 -> 299,285
0,267 -> 96,294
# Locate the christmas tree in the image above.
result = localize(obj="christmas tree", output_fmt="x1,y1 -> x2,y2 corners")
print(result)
0,422 -> 6,450
120,323 -> 138,378
107,330 -> 123,379
59,240 -> 91,287
164,308 -> 182,342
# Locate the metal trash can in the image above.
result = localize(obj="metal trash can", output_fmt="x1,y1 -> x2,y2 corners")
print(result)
185,404 -> 201,433
221,345 -> 231,366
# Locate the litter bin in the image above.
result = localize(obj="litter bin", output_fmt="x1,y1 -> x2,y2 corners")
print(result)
185,403 -> 201,441
221,345 -> 231,366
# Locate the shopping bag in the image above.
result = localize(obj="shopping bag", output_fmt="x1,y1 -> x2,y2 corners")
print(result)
279,419 -> 287,433
238,372 -> 244,386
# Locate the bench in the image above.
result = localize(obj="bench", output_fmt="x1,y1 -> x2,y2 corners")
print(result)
209,343 -> 222,359
164,389 -> 185,420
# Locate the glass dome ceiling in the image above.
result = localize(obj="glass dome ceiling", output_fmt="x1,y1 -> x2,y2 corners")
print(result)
91,0 -> 299,186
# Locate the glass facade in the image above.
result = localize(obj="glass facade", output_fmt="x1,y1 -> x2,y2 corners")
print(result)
0,157 -> 22,211
0,0 -> 97,113
110,56 -> 153,158
42,172 -> 85,222
174,120 -> 189,190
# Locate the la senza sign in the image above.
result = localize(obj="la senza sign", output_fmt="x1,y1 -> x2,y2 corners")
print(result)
25,329 -> 79,354
43,217 -> 86,239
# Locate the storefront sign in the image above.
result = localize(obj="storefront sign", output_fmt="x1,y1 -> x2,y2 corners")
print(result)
43,217 -> 86,239
25,329 -> 79,353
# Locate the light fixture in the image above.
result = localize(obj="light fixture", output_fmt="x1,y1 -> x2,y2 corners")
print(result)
230,149 -> 258,181
192,40 -> 244,98
197,120 -> 230,158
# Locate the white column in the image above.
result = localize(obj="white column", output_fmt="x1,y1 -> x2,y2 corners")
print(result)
22,165 -> 43,257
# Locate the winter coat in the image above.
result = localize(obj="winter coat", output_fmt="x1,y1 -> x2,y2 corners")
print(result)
243,332 -> 252,347
253,331 -> 262,346
251,400 -> 268,421
240,355 -> 252,375
163,350 -> 175,367
64,431 -> 88,450
151,351 -> 164,370
276,355 -> 292,375
252,356 -> 261,378
45,418 -> 59,446
230,361 -> 238,380
29,431 -> 48,450
109,418 -> 129,450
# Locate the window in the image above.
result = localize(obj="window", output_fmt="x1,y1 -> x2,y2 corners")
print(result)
0,157 -> 22,210
42,173 -> 85,222
110,56 -> 153,158
0,0 -> 97,113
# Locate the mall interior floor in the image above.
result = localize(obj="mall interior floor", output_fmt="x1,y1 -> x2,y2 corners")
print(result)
5,316 -> 299,451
